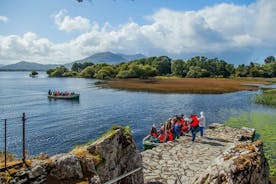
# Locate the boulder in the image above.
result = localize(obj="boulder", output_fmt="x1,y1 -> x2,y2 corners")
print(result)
49,154 -> 83,180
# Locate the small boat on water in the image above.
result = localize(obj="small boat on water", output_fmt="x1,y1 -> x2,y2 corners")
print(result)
48,90 -> 80,100
48,93 -> 80,100
143,135 -> 161,150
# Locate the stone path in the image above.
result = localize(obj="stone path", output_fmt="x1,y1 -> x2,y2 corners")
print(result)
142,124 -> 255,184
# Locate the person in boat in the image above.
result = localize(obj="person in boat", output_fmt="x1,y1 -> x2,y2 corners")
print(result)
198,111 -> 206,137
158,129 -> 166,143
167,127 -> 173,141
189,114 -> 200,142
150,124 -> 158,138
48,90 -> 52,95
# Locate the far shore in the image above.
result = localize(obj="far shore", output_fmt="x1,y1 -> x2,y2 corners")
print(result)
96,77 -> 276,94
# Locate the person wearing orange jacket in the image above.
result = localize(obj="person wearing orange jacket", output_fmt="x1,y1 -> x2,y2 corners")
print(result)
158,129 -> 166,143
190,114 -> 199,141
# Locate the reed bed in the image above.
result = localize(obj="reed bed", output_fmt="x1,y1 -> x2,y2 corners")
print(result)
100,77 -> 265,94
255,89 -> 276,106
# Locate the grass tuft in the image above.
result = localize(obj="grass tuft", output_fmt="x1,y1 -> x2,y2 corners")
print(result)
255,89 -> 276,107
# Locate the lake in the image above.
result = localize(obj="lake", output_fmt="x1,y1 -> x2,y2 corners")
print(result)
0,71 -> 275,157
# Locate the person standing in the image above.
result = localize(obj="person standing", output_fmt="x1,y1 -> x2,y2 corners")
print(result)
199,112 -> 206,137
190,114 -> 199,141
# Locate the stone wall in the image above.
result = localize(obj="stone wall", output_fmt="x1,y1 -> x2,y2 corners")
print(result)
1,126 -> 143,184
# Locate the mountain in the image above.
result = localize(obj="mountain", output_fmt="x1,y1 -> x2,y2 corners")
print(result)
65,52 -> 146,68
0,61 -> 59,71
117,53 -> 146,61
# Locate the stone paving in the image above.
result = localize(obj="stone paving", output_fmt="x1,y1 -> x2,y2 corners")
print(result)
142,124 -> 255,184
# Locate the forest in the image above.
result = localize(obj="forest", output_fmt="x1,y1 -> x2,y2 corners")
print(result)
47,55 -> 276,79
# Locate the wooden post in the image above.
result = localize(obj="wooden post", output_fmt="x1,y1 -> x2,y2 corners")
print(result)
4,119 -> 7,169
22,112 -> 26,163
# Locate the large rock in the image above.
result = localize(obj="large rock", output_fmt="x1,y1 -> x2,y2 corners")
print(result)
194,140 -> 270,184
2,126 -> 143,184
49,154 -> 84,180
87,127 -> 144,184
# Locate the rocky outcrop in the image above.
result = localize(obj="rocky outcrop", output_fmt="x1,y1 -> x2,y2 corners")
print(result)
2,126 -> 143,184
142,123 -> 270,184
194,140 -> 270,184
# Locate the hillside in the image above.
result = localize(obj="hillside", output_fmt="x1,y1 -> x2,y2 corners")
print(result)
0,61 -> 59,71
65,52 -> 146,68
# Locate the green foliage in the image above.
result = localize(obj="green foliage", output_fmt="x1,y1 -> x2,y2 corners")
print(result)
225,113 -> 276,177
72,62 -> 94,72
47,65 -> 68,77
124,125 -> 132,136
46,55 -> 276,79
171,59 -> 186,77
31,70 -> 38,76
186,66 -> 210,78
264,56 -> 276,64
80,65 -> 95,78
255,89 -> 276,107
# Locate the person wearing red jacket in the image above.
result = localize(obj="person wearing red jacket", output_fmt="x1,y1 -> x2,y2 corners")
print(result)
190,114 -> 199,141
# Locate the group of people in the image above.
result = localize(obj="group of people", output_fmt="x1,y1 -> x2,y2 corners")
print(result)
149,112 -> 206,143
48,90 -> 75,96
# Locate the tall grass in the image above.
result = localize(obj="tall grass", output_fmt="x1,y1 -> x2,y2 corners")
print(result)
255,89 -> 276,107
225,113 -> 276,180
102,77 -> 261,94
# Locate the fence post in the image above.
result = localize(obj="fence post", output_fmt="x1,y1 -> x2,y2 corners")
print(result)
22,112 -> 26,163
4,119 -> 7,169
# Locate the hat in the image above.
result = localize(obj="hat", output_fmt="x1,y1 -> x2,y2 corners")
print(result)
200,112 -> 204,116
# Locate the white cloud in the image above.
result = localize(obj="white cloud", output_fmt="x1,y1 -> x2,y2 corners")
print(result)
0,16 -> 8,23
0,0 -> 276,65
53,9 -> 91,32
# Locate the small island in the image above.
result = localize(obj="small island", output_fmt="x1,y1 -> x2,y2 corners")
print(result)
29,70 -> 38,78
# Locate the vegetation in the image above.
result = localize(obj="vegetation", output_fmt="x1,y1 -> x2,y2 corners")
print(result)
47,55 -> 276,80
0,151 -> 15,167
98,77 -> 265,94
225,113 -> 276,179
30,70 -> 38,76
255,89 -> 276,107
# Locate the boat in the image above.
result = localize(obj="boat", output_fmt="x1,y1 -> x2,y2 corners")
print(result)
48,93 -> 80,100
143,135 -> 161,150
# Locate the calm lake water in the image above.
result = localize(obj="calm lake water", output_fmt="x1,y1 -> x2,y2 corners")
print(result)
0,71 -> 275,157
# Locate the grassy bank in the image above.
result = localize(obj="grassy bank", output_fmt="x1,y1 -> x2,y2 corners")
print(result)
225,113 -> 276,181
97,77 -> 273,94
255,89 -> 276,107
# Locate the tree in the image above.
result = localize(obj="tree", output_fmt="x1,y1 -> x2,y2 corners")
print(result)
171,59 -> 185,77
264,56 -> 276,64
152,56 -> 171,75
235,64 -> 249,77
80,65 -> 95,78
186,66 -> 209,78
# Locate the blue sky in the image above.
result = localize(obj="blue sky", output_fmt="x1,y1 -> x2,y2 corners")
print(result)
0,0 -> 275,64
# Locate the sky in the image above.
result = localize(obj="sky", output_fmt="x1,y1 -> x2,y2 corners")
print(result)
0,0 -> 275,65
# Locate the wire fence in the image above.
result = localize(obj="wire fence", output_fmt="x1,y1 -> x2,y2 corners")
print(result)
0,112 -> 27,171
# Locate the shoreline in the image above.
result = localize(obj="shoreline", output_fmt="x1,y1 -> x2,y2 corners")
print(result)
96,77 -> 275,94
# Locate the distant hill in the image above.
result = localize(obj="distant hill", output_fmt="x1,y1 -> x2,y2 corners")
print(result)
65,52 -> 146,68
117,53 -> 146,61
0,61 -> 59,71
